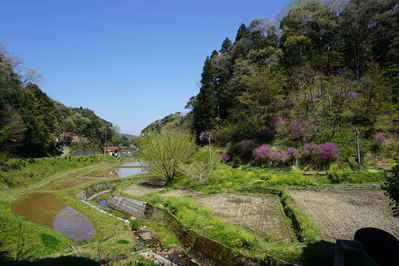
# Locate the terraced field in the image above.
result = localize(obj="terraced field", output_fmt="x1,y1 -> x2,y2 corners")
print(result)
289,190 -> 399,240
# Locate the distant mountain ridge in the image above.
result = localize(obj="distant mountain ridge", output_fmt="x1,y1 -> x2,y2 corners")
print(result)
0,47 -> 118,157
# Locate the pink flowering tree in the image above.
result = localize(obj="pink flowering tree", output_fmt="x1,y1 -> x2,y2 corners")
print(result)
220,152 -> 230,162
374,133 -> 386,144
319,142 -> 339,162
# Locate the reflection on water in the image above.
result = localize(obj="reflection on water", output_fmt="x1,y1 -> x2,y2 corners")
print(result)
116,167 -> 147,178
11,192 -> 96,241
98,199 -> 109,208
120,162 -> 148,167
53,206 -> 96,241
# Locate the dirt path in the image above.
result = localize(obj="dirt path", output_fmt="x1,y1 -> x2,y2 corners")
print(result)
289,190 -> 399,240
195,193 -> 293,241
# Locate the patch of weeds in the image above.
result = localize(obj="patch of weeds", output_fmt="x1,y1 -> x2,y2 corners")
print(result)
116,239 -> 129,244
81,237 -> 97,244
279,191 -> 320,243
40,233 -> 60,248
129,220 -> 141,230
163,197 -> 262,251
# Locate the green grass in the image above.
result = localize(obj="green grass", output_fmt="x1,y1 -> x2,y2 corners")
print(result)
0,155 -> 116,189
55,186 -> 135,259
144,222 -> 180,249
0,202 -> 72,259
163,196 -> 262,251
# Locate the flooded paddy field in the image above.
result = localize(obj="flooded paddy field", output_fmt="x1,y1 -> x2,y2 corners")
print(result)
289,190 -> 399,240
10,192 -> 96,241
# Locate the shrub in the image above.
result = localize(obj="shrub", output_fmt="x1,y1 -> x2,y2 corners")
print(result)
139,129 -> 196,182
374,133 -> 386,144
220,152 -> 230,162
384,164 -> 399,217
328,163 -> 351,183
178,161 -> 216,184
129,220 -> 141,230
40,233 -> 60,247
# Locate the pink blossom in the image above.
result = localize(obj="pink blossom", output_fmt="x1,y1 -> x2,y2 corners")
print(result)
199,133 -> 208,142
291,120 -> 304,138
221,152 -> 230,162
374,133 -> 386,144
319,142 -> 339,160
252,144 -> 270,159
346,91 -> 359,99
287,147 -> 297,159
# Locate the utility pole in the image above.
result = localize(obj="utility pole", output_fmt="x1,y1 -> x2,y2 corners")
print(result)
355,129 -> 361,168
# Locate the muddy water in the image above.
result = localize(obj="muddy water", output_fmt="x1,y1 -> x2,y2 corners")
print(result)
11,192 -> 96,241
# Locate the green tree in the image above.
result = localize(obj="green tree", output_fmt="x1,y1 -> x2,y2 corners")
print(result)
139,130 -> 196,182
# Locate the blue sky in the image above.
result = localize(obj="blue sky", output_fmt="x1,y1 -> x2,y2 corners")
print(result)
1,0 -> 290,135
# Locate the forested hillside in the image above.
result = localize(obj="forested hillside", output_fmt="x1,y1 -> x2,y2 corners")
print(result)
188,0 -> 399,166
141,112 -> 192,135
0,47 -> 119,157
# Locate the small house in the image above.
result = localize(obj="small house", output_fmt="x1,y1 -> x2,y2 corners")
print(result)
103,146 -> 119,155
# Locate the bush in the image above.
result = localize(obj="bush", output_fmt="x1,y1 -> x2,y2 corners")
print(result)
328,163 -> 351,183
178,161 -> 216,184
117,239 -> 129,244
129,219 -> 141,230
384,164 -> 399,217
40,233 -> 60,247
139,129 -> 196,182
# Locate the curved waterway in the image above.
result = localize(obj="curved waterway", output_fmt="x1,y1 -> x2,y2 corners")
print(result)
10,192 -> 96,242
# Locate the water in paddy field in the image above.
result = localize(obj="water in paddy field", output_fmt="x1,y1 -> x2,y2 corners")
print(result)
115,167 -> 148,178
98,199 -> 109,208
10,192 -> 96,241
120,162 -> 150,167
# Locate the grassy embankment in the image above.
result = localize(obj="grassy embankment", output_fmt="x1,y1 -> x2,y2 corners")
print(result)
114,151 -> 387,265
0,155 -> 154,264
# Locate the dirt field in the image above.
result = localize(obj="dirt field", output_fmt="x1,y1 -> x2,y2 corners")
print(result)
289,190 -> 399,240
161,189 -> 198,198
195,193 -> 292,241
124,183 -> 164,197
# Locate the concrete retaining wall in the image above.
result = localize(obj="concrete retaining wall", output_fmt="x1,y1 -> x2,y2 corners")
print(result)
78,180 -> 121,201
107,196 -> 148,218
108,196 -> 291,265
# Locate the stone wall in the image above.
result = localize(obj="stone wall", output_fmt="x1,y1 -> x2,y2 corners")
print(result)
289,184 -> 382,191
105,195 -> 291,265
78,180 -> 121,201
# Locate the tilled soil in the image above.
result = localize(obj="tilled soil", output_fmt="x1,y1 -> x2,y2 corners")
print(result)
289,190 -> 399,240
160,189 -> 198,198
195,193 -> 293,241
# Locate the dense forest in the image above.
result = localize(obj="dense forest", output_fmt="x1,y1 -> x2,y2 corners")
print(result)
190,0 -> 399,167
0,46 -> 124,157
149,0 -> 399,167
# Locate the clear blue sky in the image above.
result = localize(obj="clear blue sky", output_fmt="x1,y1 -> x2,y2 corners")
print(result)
1,0 -> 290,135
